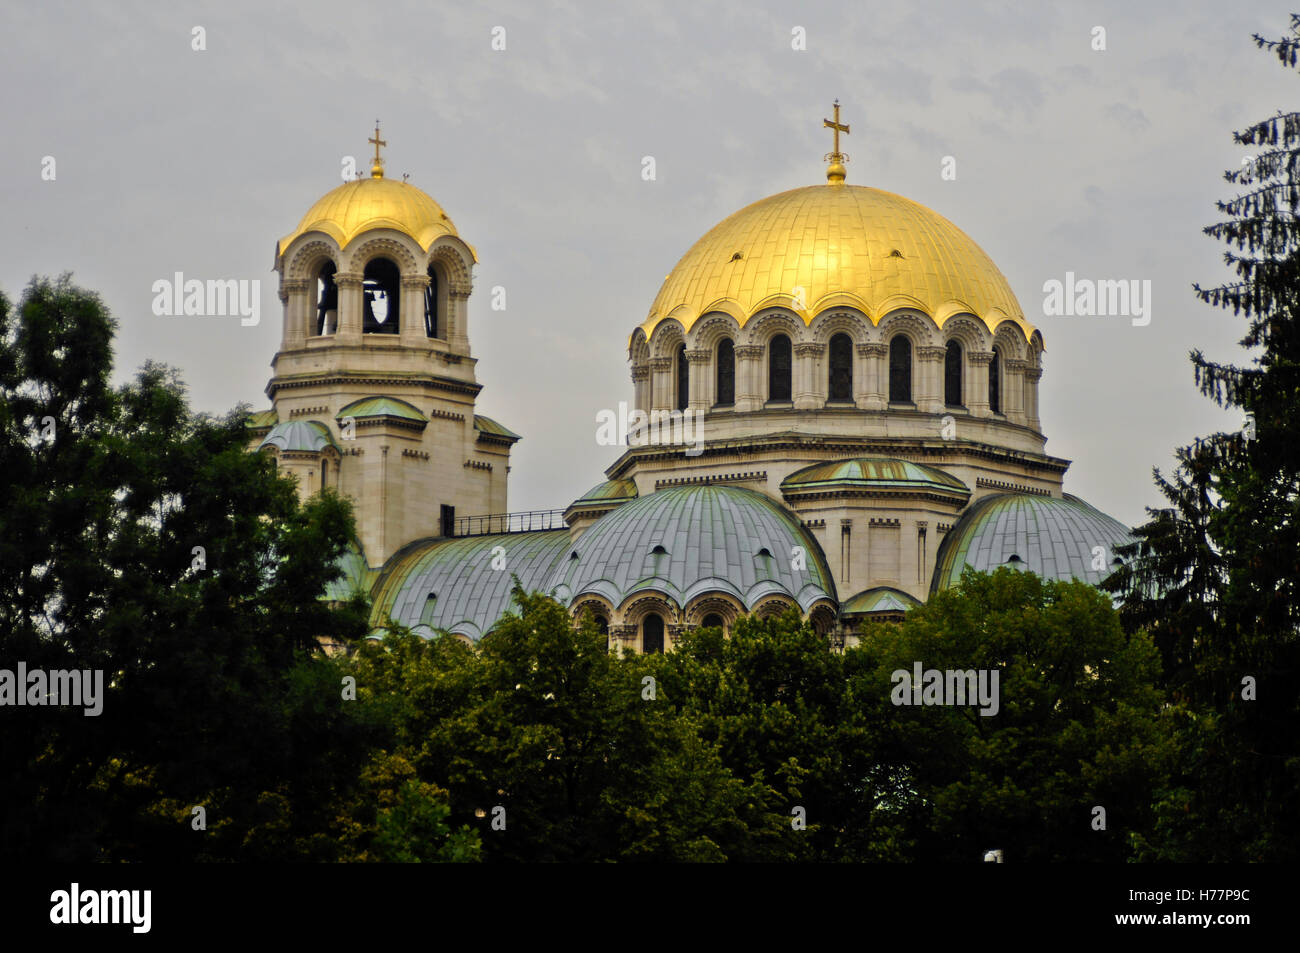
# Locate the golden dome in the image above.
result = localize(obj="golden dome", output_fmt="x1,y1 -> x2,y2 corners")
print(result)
641,183 -> 1032,340
276,176 -> 471,261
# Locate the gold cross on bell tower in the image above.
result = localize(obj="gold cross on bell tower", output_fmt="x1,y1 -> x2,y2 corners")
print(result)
823,100 -> 850,184
368,120 -> 387,179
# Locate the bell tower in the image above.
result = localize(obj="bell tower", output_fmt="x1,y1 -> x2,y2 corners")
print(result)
256,126 -> 517,567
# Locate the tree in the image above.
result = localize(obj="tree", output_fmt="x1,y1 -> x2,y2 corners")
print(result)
0,275 -> 373,861
1107,17 -> 1300,860
859,568 -> 1168,862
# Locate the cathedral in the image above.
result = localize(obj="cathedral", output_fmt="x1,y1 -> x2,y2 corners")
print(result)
249,114 -> 1134,652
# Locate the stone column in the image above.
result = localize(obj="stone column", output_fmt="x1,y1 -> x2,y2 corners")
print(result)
400,275 -> 430,346
1025,366 -> 1043,432
447,285 -> 472,354
334,272 -> 363,344
794,342 -> 825,410
856,343 -> 887,410
686,348 -> 711,413
916,346 -> 947,414
648,357 -> 673,412
1004,359 -> 1027,425
734,345 -> 764,412
631,364 -> 650,416
968,351 -> 992,416
281,278 -> 308,350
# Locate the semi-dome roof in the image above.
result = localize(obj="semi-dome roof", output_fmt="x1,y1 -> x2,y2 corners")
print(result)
276,176 -> 465,259
931,493 -> 1134,593
781,457 -> 970,499
371,530 -> 572,642
258,419 -> 337,453
337,396 -> 427,422
548,484 -> 836,613
641,183 -> 1031,341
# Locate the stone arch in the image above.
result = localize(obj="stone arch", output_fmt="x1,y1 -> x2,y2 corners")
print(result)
683,593 -> 745,628
941,314 -> 988,353
809,600 -> 838,636
877,310 -> 938,349
286,239 -> 340,281
810,309 -> 871,346
619,593 -> 682,628
649,319 -> 686,359
688,312 -> 741,351
428,238 -> 474,295
992,321 -> 1027,361
741,308 -> 805,347
629,327 -> 650,364
347,236 -> 420,276
752,595 -> 796,620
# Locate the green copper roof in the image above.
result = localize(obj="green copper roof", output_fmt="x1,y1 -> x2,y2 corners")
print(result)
474,415 -> 520,440
548,484 -> 836,613
781,457 -> 969,496
371,530 -> 572,642
323,544 -> 375,602
931,493 -> 1135,593
258,419 -> 337,453
337,396 -> 427,422
840,586 -> 921,615
574,478 -> 638,504
246,408 -> 278,429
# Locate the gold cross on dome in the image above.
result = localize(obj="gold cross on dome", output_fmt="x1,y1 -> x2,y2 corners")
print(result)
823,100 -> 850,155
368,120 -> 387,178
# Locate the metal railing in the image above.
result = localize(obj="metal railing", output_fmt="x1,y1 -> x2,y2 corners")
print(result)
454,509 -> 567,537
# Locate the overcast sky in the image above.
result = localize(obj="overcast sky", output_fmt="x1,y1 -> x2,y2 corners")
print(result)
3,0 -> 1295,525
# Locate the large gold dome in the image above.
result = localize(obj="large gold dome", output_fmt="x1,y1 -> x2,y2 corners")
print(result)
641,183 -> 1032,339
276,176 -> 468,260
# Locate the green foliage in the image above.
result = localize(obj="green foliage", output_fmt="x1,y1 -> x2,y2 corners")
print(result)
857,568 -> 1168,862
1105,16 -> 1300,860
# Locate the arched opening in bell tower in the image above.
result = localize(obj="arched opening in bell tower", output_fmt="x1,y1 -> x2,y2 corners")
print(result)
362,257 -> 401,334
315,261 -> 338,335
424,262 -> 442,338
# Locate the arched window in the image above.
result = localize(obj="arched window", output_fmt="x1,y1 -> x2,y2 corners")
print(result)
676,343 -> 689,411
716,338 -> 735,406
315,261 -> 338,336
362,258 -> 400,334
642,613 -> 665,654
702,613 -> 725,630
768,334 -> 792,402
989,345 -> 1002,414
945,340 -> 963,407
321,459 -> 329,490
423,263 -> 440,338
889,335 -> 912,403
828,333 -> 853,402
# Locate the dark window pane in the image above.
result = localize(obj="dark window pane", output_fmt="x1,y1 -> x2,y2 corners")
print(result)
829,333 -> 853,401
989,346 -> 1002,414
769,334 -> 792,402
889,335 -> 912,403
945,340 -> 963,406
643,613 -> 665,654
424,264 -> 439,338
716,338 -> 735,405
676,344 -> 689,411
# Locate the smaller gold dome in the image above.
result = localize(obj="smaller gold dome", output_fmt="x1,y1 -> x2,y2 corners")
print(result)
276,177 -> 470,261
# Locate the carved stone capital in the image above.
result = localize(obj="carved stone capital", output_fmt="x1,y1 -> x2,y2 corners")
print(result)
401,275 -> 431,290
734,345 -> 765,360
1024,366 -> 1043,382
794,342 -> 825,357
631,365 -> 651,382
856,343 -> 888,357
1005,359 -> 1028,372
334,272 -> 364,288
917,346 -> 948,362
685,348 -> 711,364
968,350 -> 995,366
282,278 -> 310,293
647,357 -> 673,371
